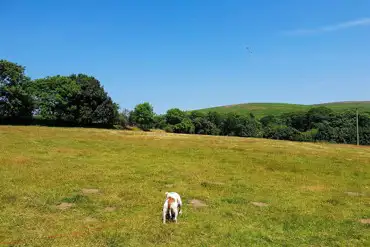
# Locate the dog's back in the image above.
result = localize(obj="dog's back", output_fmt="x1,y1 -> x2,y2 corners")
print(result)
163,192 -> 181,224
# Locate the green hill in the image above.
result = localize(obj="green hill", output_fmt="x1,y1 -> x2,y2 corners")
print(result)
195,101 -> 370,118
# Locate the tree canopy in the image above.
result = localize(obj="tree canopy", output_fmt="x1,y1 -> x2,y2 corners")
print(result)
130,102 -> 155,131
0,60 -> 34,121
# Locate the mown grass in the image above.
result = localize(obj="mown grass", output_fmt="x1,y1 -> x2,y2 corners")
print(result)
196,101 -> 370,118
0,126 -> 369,246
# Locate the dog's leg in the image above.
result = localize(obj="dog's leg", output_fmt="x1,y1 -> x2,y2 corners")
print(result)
162,208 -> 167,224
173,208 -> 178,223
177,197 -> 183,215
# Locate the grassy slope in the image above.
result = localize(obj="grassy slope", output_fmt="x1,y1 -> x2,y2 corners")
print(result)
195,101 -> 370,118
0,126 -> 370,246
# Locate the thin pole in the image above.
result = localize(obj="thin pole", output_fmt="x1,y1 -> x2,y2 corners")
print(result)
356,108 -> 359,146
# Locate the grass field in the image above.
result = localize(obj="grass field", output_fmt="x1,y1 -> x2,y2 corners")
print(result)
195,101 -> 370,118
0,126 -> 370,246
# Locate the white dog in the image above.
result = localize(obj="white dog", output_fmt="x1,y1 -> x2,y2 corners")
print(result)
162,192 -> 182,224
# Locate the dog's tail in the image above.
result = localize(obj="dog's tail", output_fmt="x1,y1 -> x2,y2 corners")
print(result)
167,197 -> 175,209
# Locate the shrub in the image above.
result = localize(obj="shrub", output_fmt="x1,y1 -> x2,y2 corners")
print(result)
173,118 -> 195,134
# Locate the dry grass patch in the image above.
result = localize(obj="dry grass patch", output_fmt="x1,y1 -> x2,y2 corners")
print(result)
84,217 -> 98,223
81,188 -> 100,194
359,219 -> 370,224
251,202 -> 269,207
55,202 -> 74,210
344,191 -> 364,196
302,185 -> 328,192
103,207 -> 116,212
8,155 -> 32,165
188,199 -> 207,208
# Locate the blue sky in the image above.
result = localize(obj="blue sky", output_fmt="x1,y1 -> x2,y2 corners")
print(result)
1,0 -> 370,113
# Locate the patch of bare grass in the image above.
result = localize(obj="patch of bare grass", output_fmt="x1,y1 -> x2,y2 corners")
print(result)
56,202 -> 74,210
344,191 -> 364,196
82,188 -> 100,194
359,219 -> 370,224
104,207 -> 116,212
251,202 -> 268,207
302,185 -> 327,192
188,199 -> 207,208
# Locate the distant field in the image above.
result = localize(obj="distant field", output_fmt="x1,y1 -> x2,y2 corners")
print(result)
195,101 -> 370,118
0,126 -> 370,246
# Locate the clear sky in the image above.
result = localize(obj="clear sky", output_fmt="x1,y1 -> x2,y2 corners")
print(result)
1,0 -> 370,113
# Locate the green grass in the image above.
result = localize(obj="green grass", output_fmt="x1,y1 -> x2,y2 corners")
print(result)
195,101 -> 370,118
0,126 -> 370,246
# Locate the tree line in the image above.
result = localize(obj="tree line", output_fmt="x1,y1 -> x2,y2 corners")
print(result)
1,59 -> 370,145
129,102 -> 370,145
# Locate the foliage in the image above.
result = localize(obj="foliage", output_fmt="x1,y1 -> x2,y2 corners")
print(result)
193,117 -> 220,135
294,129 -> 318,142
222,112 -> 261,137
28,74 -> 119,127
29,76 -> 80,121
260,115 -> 281,128
153,114 -> 167,129
130,102 -> 155,131
206,111 -> 225,129
165,108 -> 186,125
306,106 -> 334,129
163,125 -> 174,133
0,60 -> 34,120
1,59 -> 370,146
71,74 -> 119,126
195,102 -> 370,119
281,111 -> 308,132
263,125 -> 300,141
173,118 -> 195,134
117,108 -> 131,128
188,110 -> 206,121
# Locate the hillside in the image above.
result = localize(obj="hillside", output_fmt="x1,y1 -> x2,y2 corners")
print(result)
0,126 -> 369,246
195,101 -> 370,118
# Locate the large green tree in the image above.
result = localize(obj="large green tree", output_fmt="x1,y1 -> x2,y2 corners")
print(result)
131,102 -> 155,131
193,116 -> 220,135
165,108 -> 186,125
29,75 -> 80,122
29,74 -> 119,126
306,106 -> 334,129
0,60 -> 34,120
222,112 -> 261,137
71,74 -> 119,126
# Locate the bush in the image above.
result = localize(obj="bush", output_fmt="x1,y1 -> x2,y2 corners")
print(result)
193,117 -> 220,135
173,118 -> 195,134
153,115 -> 167,129
163,125 -> 174,133
294,129 -> 318,142
260,115 -> 281,128
264,125 -> 300,141
165,108 -> 186,125
222,113 -> 261,137
360,128 -> 370,145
